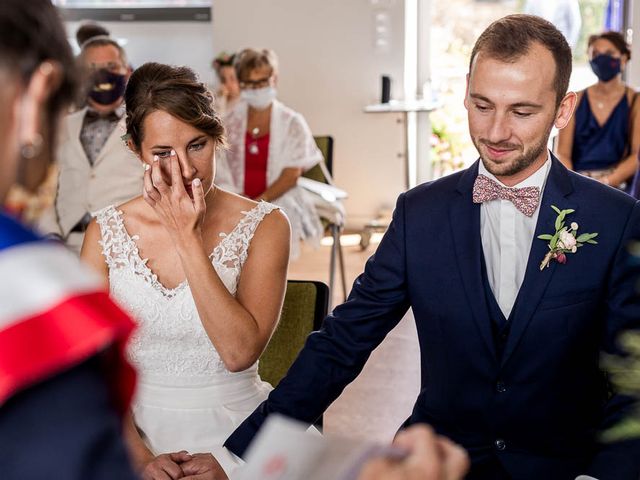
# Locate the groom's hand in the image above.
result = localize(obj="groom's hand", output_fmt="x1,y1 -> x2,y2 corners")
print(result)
142,451 -> 191,480
180,453 -> 228,480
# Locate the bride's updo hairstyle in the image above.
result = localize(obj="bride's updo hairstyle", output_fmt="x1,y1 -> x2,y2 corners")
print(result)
124,62 -> 226,152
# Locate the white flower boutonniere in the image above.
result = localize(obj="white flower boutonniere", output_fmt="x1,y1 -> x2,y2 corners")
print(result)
538,205 -> 598,270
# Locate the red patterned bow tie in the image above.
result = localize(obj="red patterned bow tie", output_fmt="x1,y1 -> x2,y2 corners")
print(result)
472,174 -> 540,217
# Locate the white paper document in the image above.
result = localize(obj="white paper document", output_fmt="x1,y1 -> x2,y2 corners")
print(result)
297,177 -> 348,201
233,415 -> 406,480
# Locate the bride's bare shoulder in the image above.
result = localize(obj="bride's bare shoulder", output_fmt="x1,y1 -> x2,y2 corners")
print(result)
116,196 -> 157,226
214,189 -> 255,212
214,190 -> 289,240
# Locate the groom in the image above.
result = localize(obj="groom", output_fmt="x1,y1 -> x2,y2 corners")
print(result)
219,15 -> 640,480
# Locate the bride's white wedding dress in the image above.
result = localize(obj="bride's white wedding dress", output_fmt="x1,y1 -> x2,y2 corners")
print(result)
94,202 -> 278,475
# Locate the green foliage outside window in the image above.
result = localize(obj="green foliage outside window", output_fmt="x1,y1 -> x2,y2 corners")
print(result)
603,241 -> 640,442
574,0 -> 608,62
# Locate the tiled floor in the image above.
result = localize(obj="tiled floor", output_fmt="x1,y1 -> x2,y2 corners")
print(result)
288,234 -> 421,443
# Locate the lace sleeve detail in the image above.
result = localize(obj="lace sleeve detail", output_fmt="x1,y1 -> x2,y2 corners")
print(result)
214,202 -> 280,271
93,205 -> 136,271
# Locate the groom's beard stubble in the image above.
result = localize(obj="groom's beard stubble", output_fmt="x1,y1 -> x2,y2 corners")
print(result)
474,123 -> 553,178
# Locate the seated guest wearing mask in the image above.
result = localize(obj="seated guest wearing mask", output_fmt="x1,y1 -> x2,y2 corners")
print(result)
556,31 -> 640,192
216,48 -> 323,260
37,36 -> 142,254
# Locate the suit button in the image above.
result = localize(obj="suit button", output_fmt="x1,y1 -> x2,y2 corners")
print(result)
495,439 -> 506,451
496,381 -> 507,393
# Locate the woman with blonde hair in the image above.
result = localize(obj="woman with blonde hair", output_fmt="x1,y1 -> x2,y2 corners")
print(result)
216,48 -> 323,260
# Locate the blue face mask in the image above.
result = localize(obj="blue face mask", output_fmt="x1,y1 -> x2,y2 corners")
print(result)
88,69 -> 127,105
589,54 -> 622,82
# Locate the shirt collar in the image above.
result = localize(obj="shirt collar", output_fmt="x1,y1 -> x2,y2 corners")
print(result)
478,150 -> 551,191
85,103 -> 125,121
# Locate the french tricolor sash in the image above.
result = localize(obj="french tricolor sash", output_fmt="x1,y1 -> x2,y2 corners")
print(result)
0,212 -> 135,412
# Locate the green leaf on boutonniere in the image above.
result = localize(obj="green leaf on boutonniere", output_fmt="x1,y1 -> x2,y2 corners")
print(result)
577,233 -> 598,243
550,232 -> 559,249
551,205 -> 562,215
537,234 -> 553,240
563,209 -> 575,215
587,239 -> 598,245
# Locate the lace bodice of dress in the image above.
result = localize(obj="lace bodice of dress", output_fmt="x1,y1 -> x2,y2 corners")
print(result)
94,202 -> 278,385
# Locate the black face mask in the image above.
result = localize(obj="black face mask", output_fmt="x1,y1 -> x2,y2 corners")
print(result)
589,54 -> 622,82
88,69 -> 127,105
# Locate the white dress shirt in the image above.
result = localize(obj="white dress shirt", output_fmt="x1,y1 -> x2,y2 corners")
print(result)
479,153 -> 551,319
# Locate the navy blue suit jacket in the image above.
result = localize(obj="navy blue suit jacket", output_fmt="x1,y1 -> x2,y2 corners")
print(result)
0,355 -> 138,480
226,157 -> 640,479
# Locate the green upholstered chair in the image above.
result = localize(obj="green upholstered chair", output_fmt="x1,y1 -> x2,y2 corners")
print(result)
304,136 -> 347,304
258,280 -> 329,388
306,136 -> 334,181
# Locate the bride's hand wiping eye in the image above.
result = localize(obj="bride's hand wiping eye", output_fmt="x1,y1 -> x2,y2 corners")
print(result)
143,150 -> 207,244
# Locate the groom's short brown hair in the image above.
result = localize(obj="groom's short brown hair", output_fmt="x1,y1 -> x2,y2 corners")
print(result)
470,14 -> 572,107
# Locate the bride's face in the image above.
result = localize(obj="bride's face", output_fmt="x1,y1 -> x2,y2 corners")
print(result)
139,109 -> 216,198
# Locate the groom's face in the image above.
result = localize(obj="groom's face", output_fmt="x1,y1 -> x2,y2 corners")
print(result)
465,42 -> 571,186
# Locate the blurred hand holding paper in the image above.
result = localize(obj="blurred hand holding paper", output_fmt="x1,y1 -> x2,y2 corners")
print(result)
234,415 -> 406,480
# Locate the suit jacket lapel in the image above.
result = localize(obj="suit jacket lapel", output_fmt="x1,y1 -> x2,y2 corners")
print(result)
500,157 -> 575,367
449,161 -> 497,363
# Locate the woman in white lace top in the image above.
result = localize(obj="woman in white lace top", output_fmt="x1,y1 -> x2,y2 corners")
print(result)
81,62 -> 290,480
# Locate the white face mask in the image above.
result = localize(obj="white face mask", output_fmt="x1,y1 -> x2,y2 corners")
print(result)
241,86 -> 277,110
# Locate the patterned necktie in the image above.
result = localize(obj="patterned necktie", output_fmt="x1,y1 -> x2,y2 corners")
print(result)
81,109 -> 121,165
472,174 -> 540,217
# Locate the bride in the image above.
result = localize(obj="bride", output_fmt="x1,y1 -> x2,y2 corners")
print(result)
81,62 -> 290,479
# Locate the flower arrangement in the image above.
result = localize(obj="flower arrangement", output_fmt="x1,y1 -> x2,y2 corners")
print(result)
538,206 -> 598,270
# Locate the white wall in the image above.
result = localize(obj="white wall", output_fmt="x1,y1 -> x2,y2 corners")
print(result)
213,0 -> 407,227
65,21 -> 215,86
629,0 -> 640,88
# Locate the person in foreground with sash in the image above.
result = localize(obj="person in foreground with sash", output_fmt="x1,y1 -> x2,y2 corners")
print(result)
0,1 -> 139,478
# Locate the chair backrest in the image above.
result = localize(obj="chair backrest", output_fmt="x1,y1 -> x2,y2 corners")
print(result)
304,136 -> 334,184
258,280 -> 329,388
